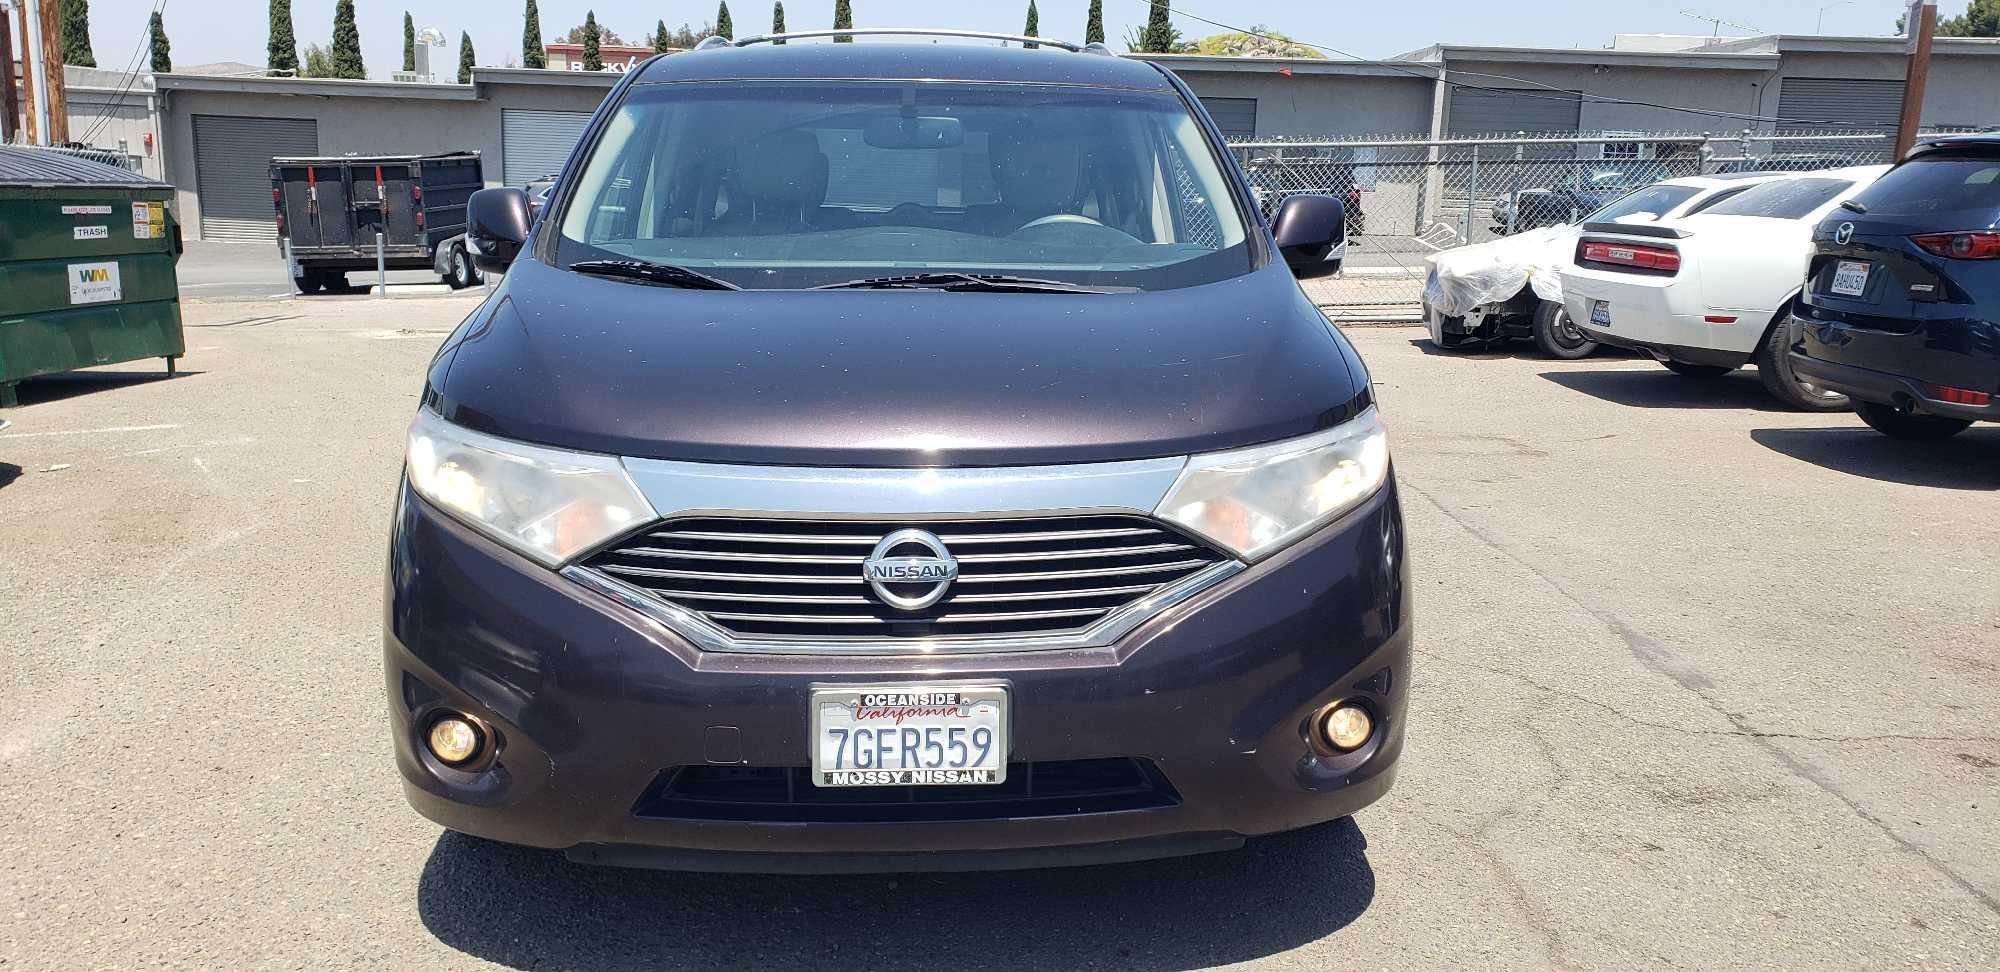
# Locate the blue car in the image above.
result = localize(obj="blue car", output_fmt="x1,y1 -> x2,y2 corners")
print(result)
1790,134 -> 2000,439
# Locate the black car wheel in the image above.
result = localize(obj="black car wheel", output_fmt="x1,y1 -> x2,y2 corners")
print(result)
1753,314 -> 1848,412
293,271 -> 323,295
1531,301 -> 1598,360
1853,401 -> 1973,440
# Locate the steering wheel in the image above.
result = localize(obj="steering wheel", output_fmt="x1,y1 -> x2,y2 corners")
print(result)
1016,213 -> 1106,231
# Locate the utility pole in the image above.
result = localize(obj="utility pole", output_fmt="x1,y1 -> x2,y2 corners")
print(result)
1894,0 -> 1935,160
34,0 -> 65,144
18,0 -> 42,144
0,3 -> 18,143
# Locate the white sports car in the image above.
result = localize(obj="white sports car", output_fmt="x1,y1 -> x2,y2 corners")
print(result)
1561,165 -> 1889,409
1424,172 -> 1788,359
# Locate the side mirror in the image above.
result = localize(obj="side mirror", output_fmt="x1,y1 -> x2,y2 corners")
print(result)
1271,194 -> 1346,278
467,187 -> 532,272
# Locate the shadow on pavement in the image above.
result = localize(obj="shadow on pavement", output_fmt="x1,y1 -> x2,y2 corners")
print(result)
417,818 -> 1375,970
10,369 -> 193,406
1408,338 -> 1641,361
0,463 -> 19,490
1750,426 -> 2000,490
1540,368 -> 1788,411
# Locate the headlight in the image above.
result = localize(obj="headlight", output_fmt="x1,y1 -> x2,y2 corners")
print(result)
1155,406 -> 1390,561
405,407 -> 656,566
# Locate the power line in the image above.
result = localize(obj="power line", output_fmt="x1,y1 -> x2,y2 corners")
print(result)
76,0 -> 168,148
1140,1 -> 1886,130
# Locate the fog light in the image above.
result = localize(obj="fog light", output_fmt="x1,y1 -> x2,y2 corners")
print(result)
1319,704 -> 1374,752
426,715 -> 483,765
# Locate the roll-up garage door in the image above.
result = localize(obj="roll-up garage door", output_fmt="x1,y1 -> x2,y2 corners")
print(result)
1199,98 -> 1258,140
192,115 -> 318,242
502,110 -> 595,186
1446,88 -> 1582,138
1776,78 -> 1904,130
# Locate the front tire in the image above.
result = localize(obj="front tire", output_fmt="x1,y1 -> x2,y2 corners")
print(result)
1531,301 -> 1598,360
1662,360 -> 1735,378
293,270 -> 323,295
1752,316 -> 1848,411
1853,401 -> 1973,440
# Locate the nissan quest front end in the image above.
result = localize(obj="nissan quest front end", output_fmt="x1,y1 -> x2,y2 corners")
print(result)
385,34 -> 1408,873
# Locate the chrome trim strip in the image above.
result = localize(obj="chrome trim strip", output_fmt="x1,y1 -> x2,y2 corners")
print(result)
563,559 -> 1245,656
619,455 -> 1188,521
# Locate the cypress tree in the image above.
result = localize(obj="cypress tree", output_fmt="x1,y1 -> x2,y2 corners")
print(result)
1023,1 -> 1038,48
148,11 -> 171,73
653,20 -> 670,53
268,1 -> 299,75
582,11 -> 603,70
716,2 -> 733,40
330,0 -> 365,79
522,0 -> 547,68
1144,0 -> 1168,53
60,0 -> 95,67
1085,0 -> 1104,45
403,13 -> 416,73
833,0 -> 852,41
458,31 -> 475,84
772,2 -> 785,43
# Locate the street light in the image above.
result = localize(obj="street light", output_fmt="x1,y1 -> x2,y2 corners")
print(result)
1817,1 -> 1852,33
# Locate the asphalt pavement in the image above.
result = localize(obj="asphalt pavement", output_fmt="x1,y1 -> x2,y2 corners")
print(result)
174,239 -> 459,299
0,293 -> 1995,969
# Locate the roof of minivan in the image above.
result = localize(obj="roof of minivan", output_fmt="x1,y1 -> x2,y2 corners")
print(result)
632,42 -> 1176,89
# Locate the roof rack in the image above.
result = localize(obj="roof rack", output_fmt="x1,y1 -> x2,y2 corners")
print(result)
719,28 -> 1104,54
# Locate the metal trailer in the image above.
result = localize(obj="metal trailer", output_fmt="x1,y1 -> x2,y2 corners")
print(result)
271,151 -> 485,294
0,147 -> 184,408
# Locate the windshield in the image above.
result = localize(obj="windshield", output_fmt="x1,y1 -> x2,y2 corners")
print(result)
1587,184 -> 1700,223
555,81 -> 1252,290
1698,178 -> 1853,220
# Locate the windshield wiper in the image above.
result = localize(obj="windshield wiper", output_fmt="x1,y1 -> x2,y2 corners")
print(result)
811,272 -> 1130,294
569,259 -> 740,291
1839,200 -> 1868,214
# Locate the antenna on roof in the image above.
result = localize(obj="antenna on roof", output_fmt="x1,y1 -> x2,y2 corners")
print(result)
1679,9 -> 1762,38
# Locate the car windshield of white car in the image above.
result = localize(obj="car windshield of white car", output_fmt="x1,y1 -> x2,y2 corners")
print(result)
1589,184 -> 1701,223
1698,178 -> 1853,220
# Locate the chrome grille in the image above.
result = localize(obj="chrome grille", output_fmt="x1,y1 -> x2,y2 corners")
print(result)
579,514 -> 1230,641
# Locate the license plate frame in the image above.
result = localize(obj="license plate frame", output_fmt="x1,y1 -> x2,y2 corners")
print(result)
1830,260 -> 1870,297
808,684 -> 1009,787
1590,300 -> 1611,326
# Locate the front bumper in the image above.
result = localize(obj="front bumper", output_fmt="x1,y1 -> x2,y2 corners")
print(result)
384,480 -> 1411,872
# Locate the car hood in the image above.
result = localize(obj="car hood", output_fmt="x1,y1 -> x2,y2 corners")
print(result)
431,257 -> 1367,467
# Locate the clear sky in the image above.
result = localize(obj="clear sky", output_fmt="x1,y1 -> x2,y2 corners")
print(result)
60,1 -> 1956,79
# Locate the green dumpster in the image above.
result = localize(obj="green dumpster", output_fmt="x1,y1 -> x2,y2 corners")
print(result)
0,147 -> 184,407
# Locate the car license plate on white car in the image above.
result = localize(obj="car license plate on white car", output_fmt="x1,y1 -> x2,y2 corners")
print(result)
809,685 -> 1008,787
1831,260 -> 1870,297
1590,300 -> 1611,326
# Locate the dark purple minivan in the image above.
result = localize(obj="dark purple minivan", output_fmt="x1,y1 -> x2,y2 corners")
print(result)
386,30 -> 1407,872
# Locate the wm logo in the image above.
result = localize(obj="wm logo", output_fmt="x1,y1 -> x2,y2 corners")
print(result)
77,268 -> 111,283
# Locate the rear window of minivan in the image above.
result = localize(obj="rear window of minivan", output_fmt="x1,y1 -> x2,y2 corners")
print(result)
1848,155 -> 2000,216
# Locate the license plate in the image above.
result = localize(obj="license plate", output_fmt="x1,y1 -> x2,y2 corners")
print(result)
1590,300 -> 1611,326
1831,260 -> 1870,297
809,685 -> 1008,787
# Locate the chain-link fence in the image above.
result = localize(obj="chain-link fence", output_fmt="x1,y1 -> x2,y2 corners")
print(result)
1229,129 -> 1976,320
